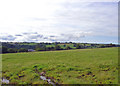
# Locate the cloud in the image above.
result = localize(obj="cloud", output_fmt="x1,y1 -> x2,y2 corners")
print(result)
53,2 -> 118,37
49,35 -> 56,37
14,32 -> 43,42
40,31 -> 92,42
0,1 -> 118,43
0,34 -> 16,41
0,31 -> 91,42
22,32 -> 38,35
15,34 -> 22,36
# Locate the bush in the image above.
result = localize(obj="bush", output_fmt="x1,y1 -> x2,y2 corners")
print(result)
55,45 -> 62,50
65,46 -> 71,50
2,46 -> 8,53
8,48 -> 17,53
76,44 -> 82,49
18,48 -> 28,52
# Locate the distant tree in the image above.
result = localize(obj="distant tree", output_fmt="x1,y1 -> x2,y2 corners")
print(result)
46,47 -> 51,51
73,44 -> 76,47
109,43 -> 115,47
54,42 -> 58,45
2,46 -> 8,53
0,46 -> 2,54
18,48 -> 28,52
65,46 -> 71,50
76,44 -> 82,49
91,44 -> 95,47
8,48 -> 17,53
49,47 -> 55,51
36,47 -> 45,51
35,44 -> 46,51
41,46 -> 46,51
55,45 -> 61,50
35,43 -> 40,49
46,47 -> 55,51
83,44 -> 86,47
99,44 -> 105,48
63,45 -> 66,47
36,48 -> 42,51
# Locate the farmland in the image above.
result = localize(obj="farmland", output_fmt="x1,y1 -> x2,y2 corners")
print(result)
2,47 -> 118,84
1,42 -> 119,54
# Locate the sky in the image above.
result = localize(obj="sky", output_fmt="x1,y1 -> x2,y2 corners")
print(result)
0,0 -> 118,43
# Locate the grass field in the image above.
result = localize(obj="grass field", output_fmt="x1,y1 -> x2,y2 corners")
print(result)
2,47 -> 118,84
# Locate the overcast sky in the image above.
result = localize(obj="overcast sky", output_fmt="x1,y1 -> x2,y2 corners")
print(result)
0,0 -> 118,43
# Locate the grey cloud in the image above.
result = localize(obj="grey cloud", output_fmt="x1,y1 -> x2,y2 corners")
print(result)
15,34 -> 22,36
22,32 -> 38,35
49,35 -> 55,37
36,34 -> 43,38
28,34 -> 43,39
0,35 -> 16,41
0,32 -> 44,42
49,39 -> 56,42
22,32 -> 29,35
14,32 -> 45,42
53,2 -> 117,37
43,37 -> 48,39
43,32 -> 88,42
16,31 -> 87,42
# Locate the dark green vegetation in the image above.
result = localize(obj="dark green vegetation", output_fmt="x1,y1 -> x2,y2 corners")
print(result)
1,42 -> 119,53
2,47 -> 118,84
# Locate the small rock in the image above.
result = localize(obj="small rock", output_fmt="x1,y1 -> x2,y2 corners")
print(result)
92,75 -> 95,77
40,76 -> 46,80
82,74 -> 85,76
40,72 -> 45,76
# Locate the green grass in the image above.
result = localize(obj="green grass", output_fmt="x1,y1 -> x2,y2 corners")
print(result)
58,44 -> 76,49
19,43 -> 37,45
2,47 -> 118,84
46,44 -> 55,47
46,44 -> 76,49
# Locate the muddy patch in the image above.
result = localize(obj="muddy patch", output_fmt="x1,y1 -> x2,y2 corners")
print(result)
40,76 -> 55,86
1,78 -> 9,84
34,68 -> 57,86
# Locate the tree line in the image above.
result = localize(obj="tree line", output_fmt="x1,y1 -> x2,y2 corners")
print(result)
0,42 -> 119,54
1,44 -> 81,53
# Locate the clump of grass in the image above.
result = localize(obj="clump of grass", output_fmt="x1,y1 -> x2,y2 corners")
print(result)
21,67 -> 28,71
10,74 -> 19,80
32,64 -> 47,72
99,64 -> 110,71
67,67 -> 75,71
99,64 -> 110,69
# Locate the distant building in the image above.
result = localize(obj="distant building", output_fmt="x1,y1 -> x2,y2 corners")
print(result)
28,49 -> 35,52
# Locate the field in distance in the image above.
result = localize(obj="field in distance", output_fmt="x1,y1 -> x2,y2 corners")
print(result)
2,47 -> 118,84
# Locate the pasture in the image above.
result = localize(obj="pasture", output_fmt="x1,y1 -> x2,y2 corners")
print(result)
2,47 -> 118,84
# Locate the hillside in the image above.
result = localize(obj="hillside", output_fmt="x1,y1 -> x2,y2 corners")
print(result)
2,47 -> 118,84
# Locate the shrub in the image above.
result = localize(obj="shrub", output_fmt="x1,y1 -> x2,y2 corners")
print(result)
76,44 -> 82,49
55,45 -> 62,50
65,46 -> 71,50
7,48 -> 17,53
2,46 -> 8,53
18,48 -> 28,52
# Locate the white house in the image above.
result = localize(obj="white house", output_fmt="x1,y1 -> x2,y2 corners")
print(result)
28,49 -> 35,52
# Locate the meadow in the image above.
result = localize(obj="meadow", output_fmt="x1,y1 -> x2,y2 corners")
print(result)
2,47 -> 118,84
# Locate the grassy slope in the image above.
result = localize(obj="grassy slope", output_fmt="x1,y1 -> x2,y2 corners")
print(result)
2,47 -> 118,84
